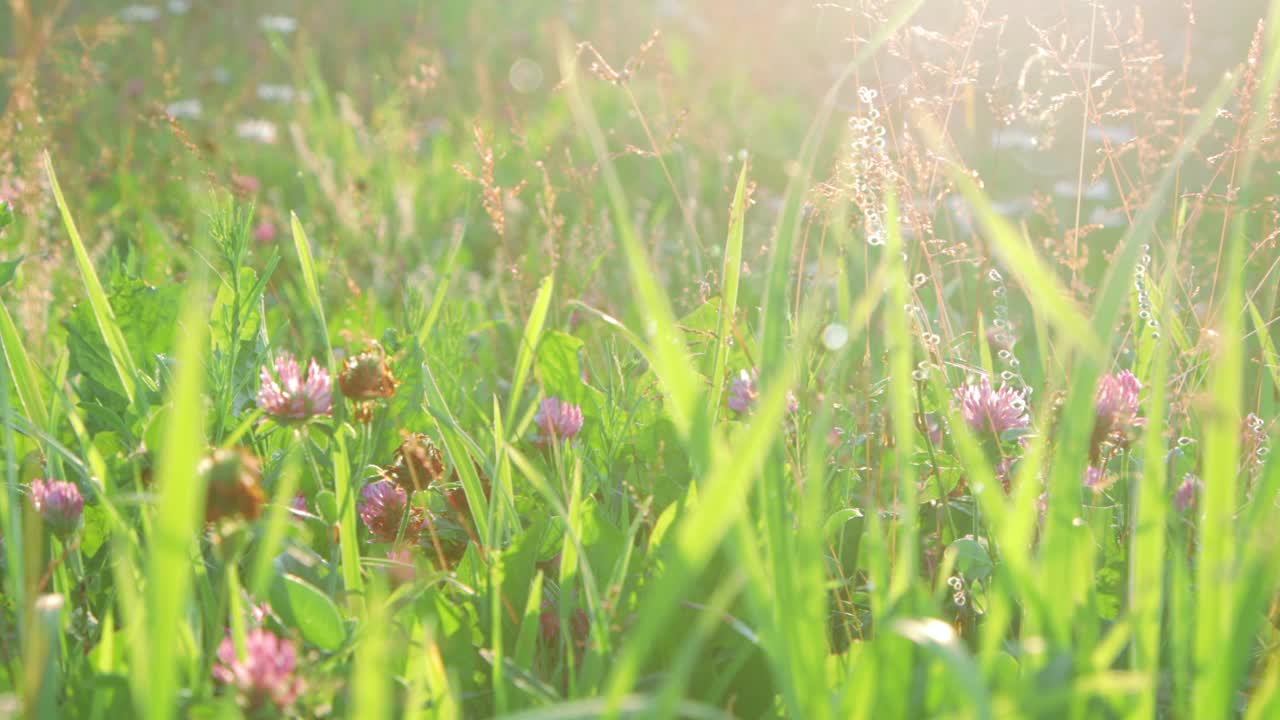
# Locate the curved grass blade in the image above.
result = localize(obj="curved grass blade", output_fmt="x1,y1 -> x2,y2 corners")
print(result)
0,302 -> 48,433
598,357 -> 799,715
352,582 -> 391,720
557,33 -> 701,445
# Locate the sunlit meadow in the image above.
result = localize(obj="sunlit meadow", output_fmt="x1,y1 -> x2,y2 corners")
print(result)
2,0 -> 1280,717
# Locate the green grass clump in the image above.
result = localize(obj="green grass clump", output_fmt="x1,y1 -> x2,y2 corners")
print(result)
4,1 -> 1280,717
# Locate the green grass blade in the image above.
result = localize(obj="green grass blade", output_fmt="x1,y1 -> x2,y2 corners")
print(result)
508,274 -> 554,429
0,302 -> 49,433
883,193 -> 918,604
1248,299 -> 1280,395
493,696 -> 734,720
351,582 -> 392,720
759,0 -> 925,376
894,618 -> 992,720
0,360 -> 29,685
423,361 -> 492,545
248,448 -> 303,597
709,162 -> 748,420
333,431 -> 364,604
557,33 -> 702,443
1194,8 -> 1280,710
514,571 -> 544,673
418,222 -> 467,347
600,358 -> 798,714
141,284 -> 209,720
43,151 -> 140,405
490,551 -> 510,714
289,211 -> 329,338
288,213 -> 362,600
1128,333 -> 1169,719
935,157 -> 1099,358
406,621 -> 461,720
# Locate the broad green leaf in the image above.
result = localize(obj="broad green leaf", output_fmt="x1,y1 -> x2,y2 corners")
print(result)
315,489 -> 338,523
823,508 -> 864,540
0,256 -> 21,287
943,537 -> 993,584
535,330 -> 588,405
272,573 -> 347,653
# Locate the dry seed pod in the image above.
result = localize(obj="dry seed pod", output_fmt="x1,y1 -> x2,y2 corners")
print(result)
389,433 -> 448,492
338,344 -> 399,401
201,447 -> 265,524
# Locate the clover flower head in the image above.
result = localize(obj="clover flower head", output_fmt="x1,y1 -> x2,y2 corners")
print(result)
359,479 -> 416,543
1176,474 -> 1201,512
728,368 -> 759,414
954,377 -> 1029,436
728,367 -> 799,415
29,479 -> 84,538
1095,370 -> 1144,433
213,629 -> 302,710
535,396 -> 584,442
257,353 -> 332,421
252,221 -> 277,243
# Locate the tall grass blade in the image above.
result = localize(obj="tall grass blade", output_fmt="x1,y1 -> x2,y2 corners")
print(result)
600,362 -> 797,714
1128,333 -> 1169,719
709,163 -> 748,420
351,583 -> 392,720
288,213 -> 363,600
1195,7 -> 1280,712
557,32 -> 701,443
141,284 -> 209,720
508,274 -> 554,429
43,151 -> 140,404
289,211 -> 329,340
